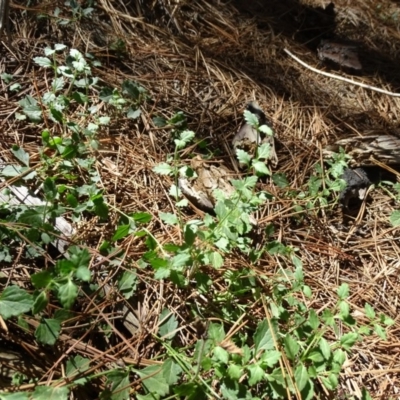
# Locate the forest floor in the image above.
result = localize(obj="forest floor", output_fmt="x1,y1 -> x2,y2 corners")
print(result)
1,0 -> 400,398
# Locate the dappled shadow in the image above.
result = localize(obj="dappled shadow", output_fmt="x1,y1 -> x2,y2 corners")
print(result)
231,0 -> 336,50
230,0 -> 400,91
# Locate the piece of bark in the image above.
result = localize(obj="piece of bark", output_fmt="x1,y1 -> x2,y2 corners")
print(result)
324,133 -> 400,167
317,40 -> 362,70
179,156 -> 235,214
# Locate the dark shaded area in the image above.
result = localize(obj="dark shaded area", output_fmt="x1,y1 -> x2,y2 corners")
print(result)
341,165 -> 398,214
232,0 -> 336,49
340,167 -> 370,209
230,0 -> 400,90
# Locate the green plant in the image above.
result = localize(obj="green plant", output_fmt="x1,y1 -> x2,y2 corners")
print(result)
151,117 -> 270,281
54,0 -> 95,25
144,109 -> 393,399
0,50 -> 395,400
235,108 -> 275,176
300,148 -> 350,209
0,45 -> 156,398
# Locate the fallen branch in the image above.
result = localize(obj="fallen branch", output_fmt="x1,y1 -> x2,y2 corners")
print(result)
284,48 -> 400,97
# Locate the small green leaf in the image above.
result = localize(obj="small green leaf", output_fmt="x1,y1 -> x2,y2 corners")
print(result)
174,130 -> 195,149
358,325 -> 371,335
244,110 -> 259,127
35,319 -> 61,345
19,95 -> 42,122
106,369 -> 130,400
162,358 -> 182,385
173,382 -> 202,397
133,212 -> 151,223
208,323 -> 225,343
209,251 -> 224,269
339,300 -> 350,319
390,210 -> 400,227
75,266 -> 91,282
50,108 -> 63,123
57,259 -> 76,275
176,198 -> 188,207
169,184 -> 181,199
272,173 -> 289,188
137,365 -> 169,397
252,161 -> 270,175
66,355 -> 90,385
284,334 -> 299,361
11,146 -> 30,166
337,283 -> 349,299
340,332 -> 358,350
127,107 -> 141,119
150,260 -> 171,279
112,224 -> 131,241
302,285 -> 312,298
68,246 -> 91,268
319,337 -> 331,360
361,388 -> 373,400
213,346 -> 229,364
227,364 -> 242,380
0,286 -> 34,319
170,252 -> 191,269
364,303 -> 375,319
294,364 -> 309,392
153,162 -> 173,175
18,209 -> 45,227
322,309 -> 334,326
235,149 -> 252,166
183,224 -> 196,247
0,165 -> 26,177
160,212 -> 179,225
153,116 -> 166,127
214,237 -> 229,251
306,350 -> 324,362
382,315 -> 395,326
94,199 -> 109,219
374,324 -> 386,340
294,265 -> 304,281
254,319 -> 274,353
264,350 -> 281,367
1,72 -> 13,83
321,373 -> 338,390
259,124 -> 274,136
118,270 -> 137,299
32,291 -> 48,314
58,280 -> 78,309
33,57 -> 53,68
32,386 -> 69,400
31,271 -> 53,289
158,308 -> 178,340
292,255 -> 302,269
333,349 -> 346,367
247,363 -> 265,386
257,142 -> 272,159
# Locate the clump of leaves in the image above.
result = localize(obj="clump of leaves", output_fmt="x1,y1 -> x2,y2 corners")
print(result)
152,113 -> 270,282
305,148 -> 350,207
235,109 -> 275,176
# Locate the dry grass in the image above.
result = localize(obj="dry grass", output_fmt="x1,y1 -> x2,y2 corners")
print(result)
1,0 -> 400,398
